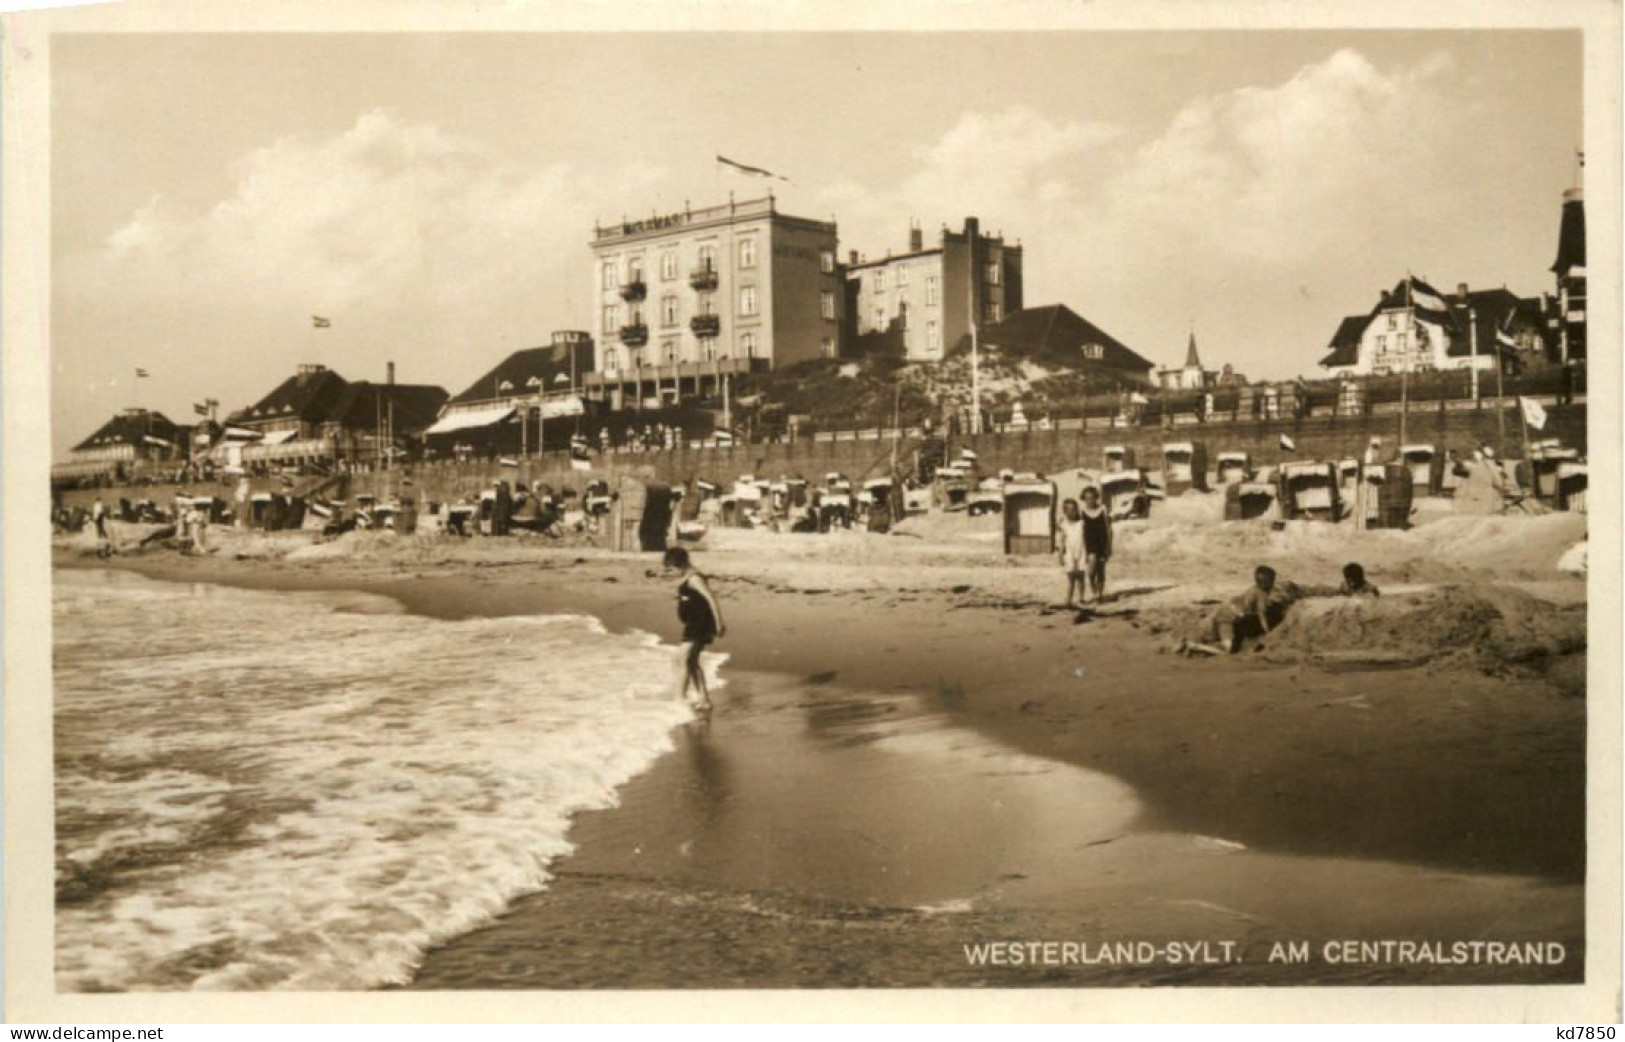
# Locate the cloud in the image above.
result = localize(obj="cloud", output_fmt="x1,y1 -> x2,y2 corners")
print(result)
814,105 -> 1120,258
822,49 -> 1478,377
98,109 -> 665,318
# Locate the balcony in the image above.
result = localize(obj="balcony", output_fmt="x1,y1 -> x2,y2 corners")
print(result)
619,323 -> 649,346
689,267 -> 718,291
618,279 -> 646,302
690,314 -> 721,338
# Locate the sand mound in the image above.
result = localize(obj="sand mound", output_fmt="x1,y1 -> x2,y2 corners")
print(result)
1115,510 -> 1587,586
1262,585 -> 1586,669
1557,541 -> 1587,575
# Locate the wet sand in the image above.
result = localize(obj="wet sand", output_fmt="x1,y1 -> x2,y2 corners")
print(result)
63,541 -> 1587,987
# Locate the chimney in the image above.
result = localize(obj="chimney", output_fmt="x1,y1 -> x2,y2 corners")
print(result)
849,249 -> 859,266
963,217 -> 980,241
1456,283 -> 1469,301
387,361 -> 395,386
909,221 -> 923,253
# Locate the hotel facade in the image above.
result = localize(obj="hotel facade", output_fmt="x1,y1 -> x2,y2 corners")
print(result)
845,217 -> 1024,363
585,195 -> 844,409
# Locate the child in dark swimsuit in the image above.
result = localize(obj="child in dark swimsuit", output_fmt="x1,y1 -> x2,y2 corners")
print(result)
664,547 -> 725,710
1079,485 -> 1113,603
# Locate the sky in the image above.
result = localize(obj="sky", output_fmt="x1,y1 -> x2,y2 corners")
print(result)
51,30 -> 1582,455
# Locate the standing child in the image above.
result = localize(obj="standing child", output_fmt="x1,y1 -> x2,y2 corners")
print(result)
664,547 -> 725,711
1057,498 -> 1086,609
1079,485 -> 1113,603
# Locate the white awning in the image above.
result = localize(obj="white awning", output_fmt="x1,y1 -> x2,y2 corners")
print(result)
425,405 -> 517,435
260,429 -> 298,446
221,426 -> 263,442
538,396 -> 585,419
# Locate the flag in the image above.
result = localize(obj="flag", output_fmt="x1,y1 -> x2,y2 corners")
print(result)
1279,434 -> 1296,452
193,402 -> 209,416
135,368 -> 150,378
716,155 -> 789,182
312,316 -> 331,329
1496,329 -> 1520,354
1519,396 -> 1548,431
1407,277 -> 1458,330
1129,392 -> 1149,405
569,457 -> 592,472
499,457 -> 518,469
1408,278 -> 1450,313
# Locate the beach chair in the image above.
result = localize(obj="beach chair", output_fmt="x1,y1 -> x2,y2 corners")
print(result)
1483,458 -> 1537,515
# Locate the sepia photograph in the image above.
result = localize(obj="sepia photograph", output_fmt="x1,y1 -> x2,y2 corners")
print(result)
3,0 -> 1620,1025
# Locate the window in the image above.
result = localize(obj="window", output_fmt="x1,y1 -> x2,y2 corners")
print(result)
874,269 -> 886,291
928,321 -> 939,352
602,347 -> 619,372
660,251 -> 677,280
1395,333 -> 1407,351
903,326 -> 913,352
821,337 -> 836,359
986,301 -> 1002,323
601,261 -> 616,292
1386,313 -> 1398,330
874,306 -> 886,328
820,250 -> 835,273
897,265 -> 910,286
739,285 -> 758,316
698,245 -> 716,272
627,256 -> 643,283
661,295 -> 679,327
985,262 -> 1001,286
1376,335 -> 1387,351
697,293 -> 715,316
926,275 -> 939,307
663,339 -> 677,363
820,291 -> 835,320
703,341 -> 717,361
1082,343 -> 1104,361
602,304 -> 618,333
741,332 -> 757,358
739,238 -> 757,268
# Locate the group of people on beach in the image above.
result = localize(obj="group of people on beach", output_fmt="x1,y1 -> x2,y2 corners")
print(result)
1057,487 -> 1114,608
1183,561 -> 1380,656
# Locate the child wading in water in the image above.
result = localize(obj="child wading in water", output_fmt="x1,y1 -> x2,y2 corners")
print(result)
664,547 -> 725,711
1057,498 -> 1087,608
1079,485 -> 1113,603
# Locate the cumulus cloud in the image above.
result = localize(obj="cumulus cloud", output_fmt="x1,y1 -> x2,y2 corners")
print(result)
815,105 -> 1120,258
98,109 -> 665,318
824,49 -> 1478,376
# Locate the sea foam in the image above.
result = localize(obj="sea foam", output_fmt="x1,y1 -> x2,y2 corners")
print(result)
53,569 -> 703,991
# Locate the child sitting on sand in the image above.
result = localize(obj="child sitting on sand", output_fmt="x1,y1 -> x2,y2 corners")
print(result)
1057,498 -> 1086,608
1184,565 -> 1297,655
1339,562 -> 1380,598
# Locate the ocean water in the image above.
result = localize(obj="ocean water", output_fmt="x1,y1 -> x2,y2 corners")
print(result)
53,568 -> 702,991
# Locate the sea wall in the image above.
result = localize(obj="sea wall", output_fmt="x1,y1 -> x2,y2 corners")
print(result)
58,401 -> 1586,513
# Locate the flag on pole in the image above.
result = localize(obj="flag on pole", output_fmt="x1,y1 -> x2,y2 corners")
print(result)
1128,391 -> 1149,405
716,155 -> 789,182
135,368 -> 150,378
1279,434 -> 1296,452
193,402 -> 209,416
1519,396 -> 1548,431
312,316 -> 331,328
1408,278 -> 1451,313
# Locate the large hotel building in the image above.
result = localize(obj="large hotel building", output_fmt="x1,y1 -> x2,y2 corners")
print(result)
845,217 -> 1024,364
583,195 -> 844,409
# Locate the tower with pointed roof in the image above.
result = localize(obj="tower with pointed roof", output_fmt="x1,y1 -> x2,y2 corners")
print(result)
1551,182 -> 1586,363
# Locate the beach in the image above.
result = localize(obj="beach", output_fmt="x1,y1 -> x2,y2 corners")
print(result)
49,485 -> 1590,990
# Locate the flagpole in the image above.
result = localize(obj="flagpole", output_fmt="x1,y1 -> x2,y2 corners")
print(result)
969,282 -> 981,435
1469,307 -> 1479,402
1400,278 -> 1411,449
1494,340 -> 1508,456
